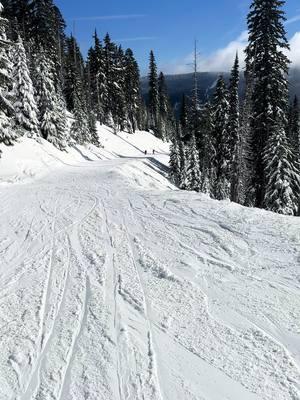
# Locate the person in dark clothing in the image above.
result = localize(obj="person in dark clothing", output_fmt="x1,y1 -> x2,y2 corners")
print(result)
144,150 -> 147,155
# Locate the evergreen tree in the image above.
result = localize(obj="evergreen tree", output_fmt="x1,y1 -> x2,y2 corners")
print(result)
177,123 -> 188,189
186,133 -> 201,192
35,49 -> 66,149
169,128 -> 181,186
64,35 -> 85,112
245,0 -> 290,207
288,95 -> 300,159
158,72 -> 174,141
12,35 -> 39,138
200,102 -> 216,195
102,33 -> 117,127
0,2 -> 16,147
180,94 -> 189,141
71,93 -> 90,145
211,75 -> 230,200
87,111 -> 101,147
264,122 -> 300,215
112,45 -> 127,132
87,30 -> 105,124
228,54 -> 241,202
27,0 -> 66,77
1,0 -> 30,39
124,48 -> 141,133
148,50 -> 159,135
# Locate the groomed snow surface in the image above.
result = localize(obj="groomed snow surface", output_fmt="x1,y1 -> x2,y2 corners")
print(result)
0,125 -> 299,400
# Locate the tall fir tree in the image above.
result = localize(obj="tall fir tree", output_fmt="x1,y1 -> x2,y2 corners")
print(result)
185,133 -> 201,192
228,54 -> 241,203
288,95 -> 300,159
112,45 -> 127,132
71,93 -> 90,145
87,30 -> 105,124
148,50 -> 159,136
35,49 -> 66,149
158,72 -> 175,141
211,75 -> 230,200
12,36 -> 39,138
0,2 -> 16,148
27,0 -> 66,80
199,102 -> 216,195
263,123 -> 300,215
124,48 -> 141,133
102,33 -> 117,127
169,126 -> 181,186
245,0 -> 290,207
180,94 -> 189,141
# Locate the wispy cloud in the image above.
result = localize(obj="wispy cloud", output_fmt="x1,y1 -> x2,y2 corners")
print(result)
285,14 -> 300,25
163,31 -> 248,74
289,31 -> 300,67
71,14 -> 146,22
163,30 -> 300,75
115,36 -> 157,42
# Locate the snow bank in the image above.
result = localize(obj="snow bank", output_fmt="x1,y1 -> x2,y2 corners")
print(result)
0,125 -> 170,185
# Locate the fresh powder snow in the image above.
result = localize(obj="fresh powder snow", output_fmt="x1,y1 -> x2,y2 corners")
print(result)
0,126 -> 299,400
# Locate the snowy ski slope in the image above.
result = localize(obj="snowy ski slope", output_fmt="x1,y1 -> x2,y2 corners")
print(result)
0,127 -> 299,400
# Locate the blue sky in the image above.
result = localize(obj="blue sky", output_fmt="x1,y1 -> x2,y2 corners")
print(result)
55,0 -> 300,75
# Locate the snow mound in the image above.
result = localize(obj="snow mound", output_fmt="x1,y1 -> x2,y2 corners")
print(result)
0,125 -> 170,185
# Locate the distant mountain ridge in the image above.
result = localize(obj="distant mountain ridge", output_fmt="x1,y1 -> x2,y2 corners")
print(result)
141,69 -> 300,110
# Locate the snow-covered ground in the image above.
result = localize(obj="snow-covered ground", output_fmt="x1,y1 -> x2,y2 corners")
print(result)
0,127 -> 299,400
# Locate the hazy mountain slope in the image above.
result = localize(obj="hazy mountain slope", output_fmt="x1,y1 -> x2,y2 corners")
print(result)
141,69 -> 300,110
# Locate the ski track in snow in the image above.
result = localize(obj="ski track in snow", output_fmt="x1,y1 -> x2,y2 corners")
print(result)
0,158 -> 299,400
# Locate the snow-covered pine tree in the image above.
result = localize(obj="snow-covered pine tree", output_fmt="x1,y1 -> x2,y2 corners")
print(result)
148,50 -> 159,136
35,49 -> 66,150
245,0 -> 290,208
288,96 -> 300,159
87,111 -> 101,147
185,133 -> 201,192
12,35 -> 40,138
64,35 -> 85,111
0,1 -> 16,148
228,54 -> 241,203
176,123 -> 188,189
64,35 -> 92,144
158,71 -> 174,141
28,0 -> 66,81
211,75 -> 230,200
2,0 -> 31,39
112,45 -> 127,132
124,48 -> 141,133
169,126 -> 181,186
187,42 -> 202,150
71,93 -> 90,145
180,94 -> 188,141
86,30 -> 105,124
102,33 -> 117,128
200,102 -> 216,195
263,122 -> 300,215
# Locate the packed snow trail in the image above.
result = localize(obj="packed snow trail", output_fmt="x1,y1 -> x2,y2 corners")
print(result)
0,157 -> 300,400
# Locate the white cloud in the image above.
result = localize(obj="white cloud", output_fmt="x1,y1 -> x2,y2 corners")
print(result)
163,31 -> 248,74
288,32 -> 300,68
163,30 -> 300,75
72,14 -> 146,21
285,15 -> 300,25
115,36 -> 157,43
